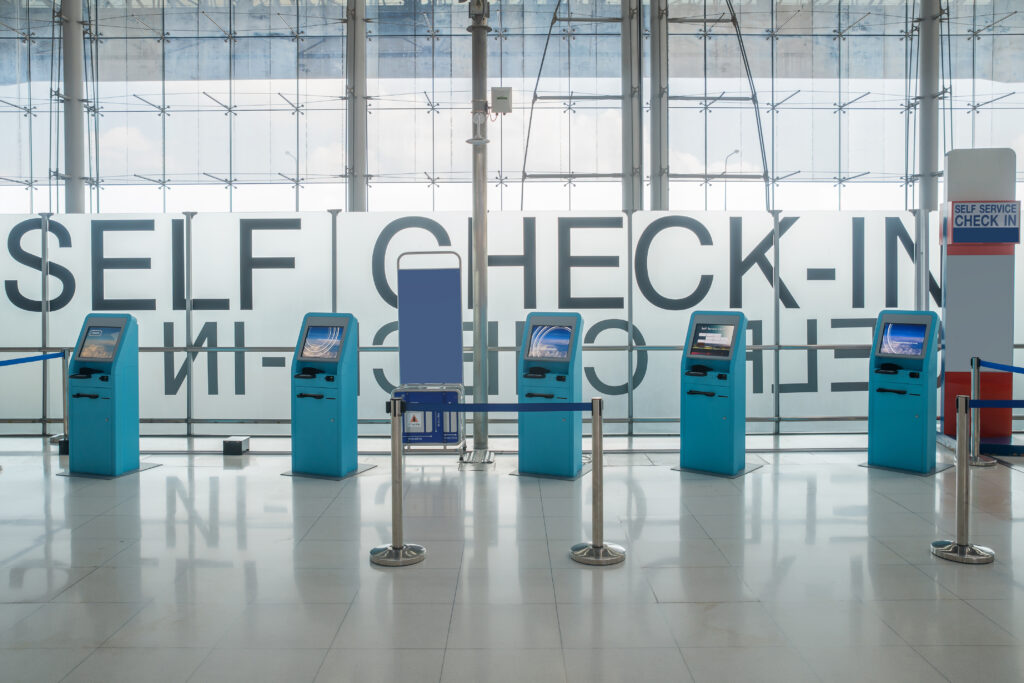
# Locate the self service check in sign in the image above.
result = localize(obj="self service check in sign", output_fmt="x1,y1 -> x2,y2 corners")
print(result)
950,200 -> 1021,244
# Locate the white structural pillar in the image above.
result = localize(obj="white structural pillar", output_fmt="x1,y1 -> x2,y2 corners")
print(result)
346,0 -> 367,211
941,148 -> 1017,440
621,0 -> 643,212
915,0 -> 940,310
61,0 -> 86,213
468,0 -> 490,454
648,0 -> 669,210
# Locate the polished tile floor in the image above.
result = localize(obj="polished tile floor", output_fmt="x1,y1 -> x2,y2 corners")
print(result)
1,437 -> 1023,682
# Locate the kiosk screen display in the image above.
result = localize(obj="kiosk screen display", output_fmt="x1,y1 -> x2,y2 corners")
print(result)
878,322 -> 926,358
300,325 -> 344,360
689,322 -> 736,358
79,326 -> 122,360
527,325 -> 572,360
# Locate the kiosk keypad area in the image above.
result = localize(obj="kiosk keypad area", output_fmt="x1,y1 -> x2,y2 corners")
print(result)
291,313 -> 359,478
867,310 -> 940,474
679,311 -> 748,476
68,314 -> 140,477
517,313 -> 583,478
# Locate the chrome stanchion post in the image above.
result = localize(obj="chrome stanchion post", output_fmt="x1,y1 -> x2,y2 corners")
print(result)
931,394 -> 995,564
61,349 -> 69,439
370,398 -> 426,567
571,398 -> 626,566
969,356 -> 997,467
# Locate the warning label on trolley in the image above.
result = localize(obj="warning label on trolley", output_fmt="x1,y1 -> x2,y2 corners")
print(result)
404,412 -> 426,433
393,387 -> 463,445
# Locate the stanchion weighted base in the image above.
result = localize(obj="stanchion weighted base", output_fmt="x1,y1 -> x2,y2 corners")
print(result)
970,455 -> 999,468
570,542 -> 626,566
930,540 -> 995,564
370,543 -> 427,567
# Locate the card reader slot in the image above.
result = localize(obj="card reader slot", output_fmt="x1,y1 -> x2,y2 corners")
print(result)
686,390 -> 716,397
72,393 -> 100,399
525,392 -> 555,399
69,368 -> 102,379
295,367 -> 324,379
875,388 -> 907,396
685,364 -> 712,377
296,392 -> 325,400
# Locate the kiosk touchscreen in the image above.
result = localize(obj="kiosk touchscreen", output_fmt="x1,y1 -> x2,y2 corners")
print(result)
679,311 -> 748,476
867,310 -> 940,474
291,313 -> 359,478
68,314 -> 140,476
517,313 -> 583,478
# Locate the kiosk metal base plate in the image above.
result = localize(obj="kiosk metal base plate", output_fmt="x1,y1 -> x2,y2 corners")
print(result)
858,462 -> 953,477
570,542 -> 626,566
930,540 -> 995,564
672,463 -> 763,479
511,462 -> 592,481
58,462 -> 162,480
459,449 -> 495,466
282,462 -> 377,481
369,543 -> 426,567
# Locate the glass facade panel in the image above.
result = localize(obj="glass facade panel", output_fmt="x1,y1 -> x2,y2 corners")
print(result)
3,0 -> 1024,436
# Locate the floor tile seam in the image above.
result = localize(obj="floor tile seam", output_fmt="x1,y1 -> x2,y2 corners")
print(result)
0,602 -> 46,643
55,644 -> 101,683
906,643 -> 958,682
437,550 -> 465,683
90,600 -> 151,651
307,641 -> 335,682
185,644 -> 224,683
45,564 -> 106,603
956,597 -> 1022,644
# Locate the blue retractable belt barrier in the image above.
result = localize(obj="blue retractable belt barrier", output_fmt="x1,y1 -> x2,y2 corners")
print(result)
969,399 -> 1024,409
401,401 -> 593,414
977,359 -> 1024,375
0,352 -> 64,367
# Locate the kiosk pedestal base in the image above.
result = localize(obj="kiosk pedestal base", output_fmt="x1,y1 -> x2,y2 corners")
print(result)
930,540 -> 995,564
459,448 -> 495,466
282,462 -> 377,481
511,462 -> 591,481
570,542 -> 626,566
672,462 -> 763,479
858,462 -> 953,477
59,462 -> 161,480
369,543 -> 426,567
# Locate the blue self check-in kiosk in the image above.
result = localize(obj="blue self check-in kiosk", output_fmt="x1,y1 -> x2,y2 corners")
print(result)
867,310 -> 940,474
68,314 -> 140,476
290,313 -> 359,478
679,311 -> 748,476
517,313 -> 583,478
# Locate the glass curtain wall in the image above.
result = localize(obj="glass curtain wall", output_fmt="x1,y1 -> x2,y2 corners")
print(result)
4,0 -> 1024,437
4,1 -> 1024,213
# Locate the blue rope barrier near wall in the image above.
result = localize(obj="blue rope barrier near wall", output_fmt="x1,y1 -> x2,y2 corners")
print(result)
402,401 -> 593,414
969,399 -> 1024,409
977,359 -> 1024,375
0,352 -> 64,368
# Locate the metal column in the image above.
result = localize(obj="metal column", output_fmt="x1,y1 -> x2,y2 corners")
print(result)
648,0 -> 669,210
915,0 -> 940,311
620,0 -> 643,212
468,0 -> 490,459
40,214 -> 52,437
345,0 -> 367,211
61,0 -> 86,213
